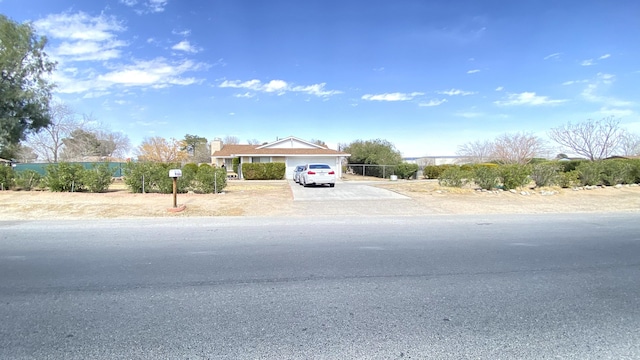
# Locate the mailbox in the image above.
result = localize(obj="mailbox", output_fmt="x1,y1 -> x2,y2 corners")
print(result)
169,169 -> 182,178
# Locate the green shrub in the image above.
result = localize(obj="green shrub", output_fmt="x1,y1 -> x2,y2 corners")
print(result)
558,159 -> 585,173
576,161 -> 604,186
83,163 -> 115,193
601,159 -> 634,185
195,164 -> 227,193
15,170 -> 42,190
242,162 -> 286,180
423,164 -> 454,179
530,162 -> 561,187
0,166 -> 15,190
44,162 -> 86,192
557,170 -> 579,188
472,165 -> 500,190
438,166 -> 471,188
630,159 -> 640,183
500,164 -> 531,190
394,163 -> 419,179
123,162 -> 155,193
232,157 -> 240,174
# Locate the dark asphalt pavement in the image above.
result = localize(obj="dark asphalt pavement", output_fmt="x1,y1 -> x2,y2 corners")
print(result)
1,214 -> 639,359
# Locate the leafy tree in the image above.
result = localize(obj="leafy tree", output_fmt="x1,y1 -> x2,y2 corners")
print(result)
61,129 -> 103,160
548,117 -> 625,161
0,15 -> 57,159
136,137 -> 188,163
345,139 -> 402,177
181,134 -> 209,163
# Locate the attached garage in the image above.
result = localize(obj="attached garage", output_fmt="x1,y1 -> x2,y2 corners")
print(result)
210,136 -> 349,180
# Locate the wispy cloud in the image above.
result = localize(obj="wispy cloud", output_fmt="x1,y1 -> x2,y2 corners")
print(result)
581,53 -> 611,66
220,79 -> 342,97
467,69 -> 480,74
437,88 -> 476,96
171,40 -> 201,53
361,92 -> 424,102
121,0 -> 169,14
494,92 -> 567,106
172,29 -> 191,37
495,86 -> 504,91
418,99 -> 447,107
581,73 -> 633,107
455,112 -> 484,118
543,52 -> 561,60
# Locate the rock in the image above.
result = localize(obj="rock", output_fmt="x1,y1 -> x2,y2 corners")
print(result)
509,189 -> 517,194
614,184 -> 623,189
520,191 -> 530,196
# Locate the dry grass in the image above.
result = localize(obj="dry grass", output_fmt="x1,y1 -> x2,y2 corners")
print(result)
1,177 -> 639,219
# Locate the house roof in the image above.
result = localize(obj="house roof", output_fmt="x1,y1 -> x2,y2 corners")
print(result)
212,144 -> 349,157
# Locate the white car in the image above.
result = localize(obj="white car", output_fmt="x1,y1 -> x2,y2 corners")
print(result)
293,165 -> 305,183
300,163 -> 336,187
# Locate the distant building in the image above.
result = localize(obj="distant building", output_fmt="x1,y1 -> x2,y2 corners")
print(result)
403,156 -> 466,166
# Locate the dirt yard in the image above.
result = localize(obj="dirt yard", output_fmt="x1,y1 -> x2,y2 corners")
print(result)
1,177 -> 639,220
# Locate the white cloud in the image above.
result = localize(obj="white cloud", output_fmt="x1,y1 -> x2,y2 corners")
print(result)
581,54 -> 611,66
34,12 -> 124,42
147,0 -> 168,12
120,0 -> 137,5
34,12 -> 126,62
494,92 -> 567,106
171,40 -> 200,53
562,79 -> 588,86
467,69 -> 480,74
234,92 -> 255,98
599,107 -> 633,118
98,58 -> 202,87
495,86 -> 504,91
437,88 -> 476,96
418,99 -> 447,107
544,52 -> 561,60
172,29 -> 191,37
361,92 -> 424,102
581,73 -> 634,107
219,79 -> 342,97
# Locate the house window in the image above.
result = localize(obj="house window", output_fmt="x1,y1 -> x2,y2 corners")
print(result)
251,157 -> 270,163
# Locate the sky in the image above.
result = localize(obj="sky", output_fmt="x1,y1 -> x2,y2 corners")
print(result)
2,0 -> 640,157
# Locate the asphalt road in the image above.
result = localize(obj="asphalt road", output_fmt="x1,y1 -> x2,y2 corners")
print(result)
1,214 -> 639,359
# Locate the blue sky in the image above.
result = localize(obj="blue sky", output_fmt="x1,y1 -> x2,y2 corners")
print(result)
3,0 -> 639,156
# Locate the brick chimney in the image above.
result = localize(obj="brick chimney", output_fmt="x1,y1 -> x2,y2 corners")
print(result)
211,138 -> 223,155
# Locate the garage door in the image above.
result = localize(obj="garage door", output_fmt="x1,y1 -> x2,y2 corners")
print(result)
286,157 -> 340,179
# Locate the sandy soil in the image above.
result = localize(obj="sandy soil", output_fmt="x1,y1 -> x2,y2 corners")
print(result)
1,177 -> 639,220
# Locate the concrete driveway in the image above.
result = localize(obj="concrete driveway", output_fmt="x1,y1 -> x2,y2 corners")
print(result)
289,180 -> 409,201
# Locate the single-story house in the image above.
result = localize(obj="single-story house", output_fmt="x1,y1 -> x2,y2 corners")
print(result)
210,136 -> 350,179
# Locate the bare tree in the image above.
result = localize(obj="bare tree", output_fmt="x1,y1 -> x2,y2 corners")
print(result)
246,138 -> 262,145
223,135 -> 240,145
96,130 -> 131,158
618,131 -> 640,156
26,102 -> 80,162
548,117 -> 625,161
456,139 -> 494,163
492,132 -> 545,164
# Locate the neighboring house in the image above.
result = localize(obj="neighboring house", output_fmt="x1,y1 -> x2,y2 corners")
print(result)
210,136 -> 350,179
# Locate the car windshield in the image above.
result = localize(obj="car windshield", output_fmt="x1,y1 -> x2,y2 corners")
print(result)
309,164 -> 331,169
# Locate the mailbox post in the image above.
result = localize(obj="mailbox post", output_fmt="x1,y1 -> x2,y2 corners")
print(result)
169,169 -> 182,208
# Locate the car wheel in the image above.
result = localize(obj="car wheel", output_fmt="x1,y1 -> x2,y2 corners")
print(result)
329,183 -> 335,187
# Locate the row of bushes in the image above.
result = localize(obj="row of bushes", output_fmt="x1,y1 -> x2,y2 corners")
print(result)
0,162 -> 116,192
432,159 -> 640,190
123,162 -> 227,194
0,162 -> 228,194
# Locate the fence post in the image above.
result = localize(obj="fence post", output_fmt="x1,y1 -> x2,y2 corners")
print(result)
142,175 -> 145,194
214,172 -> 217,194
